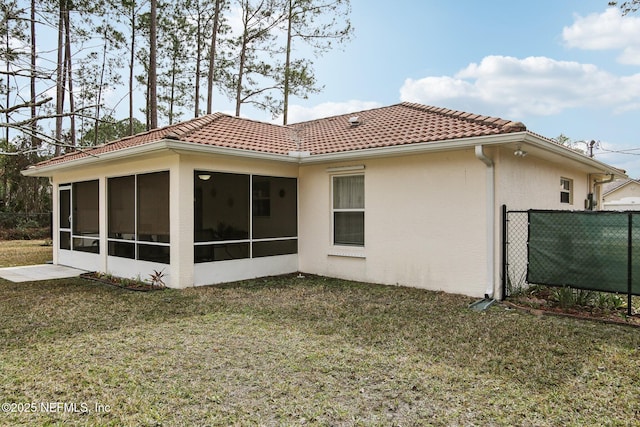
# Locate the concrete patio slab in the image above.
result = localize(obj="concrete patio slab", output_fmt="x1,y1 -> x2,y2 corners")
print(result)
0,264 -> 86,283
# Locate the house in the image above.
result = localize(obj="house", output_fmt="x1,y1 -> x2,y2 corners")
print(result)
23,103 -> 625,299
600,178 -> 640,210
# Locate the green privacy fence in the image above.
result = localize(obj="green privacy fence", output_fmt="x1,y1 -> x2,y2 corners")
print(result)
526,210 -> 640,315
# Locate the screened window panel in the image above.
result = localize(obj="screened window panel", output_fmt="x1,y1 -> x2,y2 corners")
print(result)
137,172 -> 170,243
60,231 -> 71,250
252,176 -> 297,239
73,238 -> 99,254
138,243 -> 170,264
194,172 -> 249,242
73,180 -> 99,237
333,175 -> 364,209
108,241 -> 135,259
252,239 -> 297,258
334,212 -> 364,246
108,175 -> 135,240
195,243 -> 249,262
60,189 -> 70,229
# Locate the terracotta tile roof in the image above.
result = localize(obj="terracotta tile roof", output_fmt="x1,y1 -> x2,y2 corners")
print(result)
290,102 -> 526,155
30,103 -> 527,169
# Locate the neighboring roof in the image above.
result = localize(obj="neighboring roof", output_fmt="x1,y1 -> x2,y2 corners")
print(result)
602,178 -> 640,196
28,103 -> 528,170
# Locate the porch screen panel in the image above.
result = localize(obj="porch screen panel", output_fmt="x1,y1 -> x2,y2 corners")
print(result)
72,180 -> 99,253
137,171 -> 170,243
60,189 -> 71,229
108,175 -> 135,240
72,180 -> 99,236
252,176 -> 297,239
252,175 -> 298,257
59,188 -> 71,250
527,211 -> 629,293
194,172 -> 249,242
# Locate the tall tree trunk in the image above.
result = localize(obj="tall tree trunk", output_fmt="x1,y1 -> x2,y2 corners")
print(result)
54,0 -> 66,156
283,0 -> 292,125
235,40 -> 246,117
169,54 -> 177,125
129,3 -> 136,135
206,0 -> 221,114
30,0 -> 37,148
194,8 -> 201,117
94,27 -> 108,146
3,9 -> 10,203
64,8 -> 76,148
149,0 -> 158,129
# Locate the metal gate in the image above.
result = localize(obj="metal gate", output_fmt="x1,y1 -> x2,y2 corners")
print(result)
501,206 -> 529,299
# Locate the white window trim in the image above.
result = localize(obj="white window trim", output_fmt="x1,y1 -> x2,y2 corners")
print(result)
331,173 -> 365,251
561,177 -> 573,204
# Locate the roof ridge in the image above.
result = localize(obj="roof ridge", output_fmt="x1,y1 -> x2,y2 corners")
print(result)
169,113 -> 226,139
399,102 -> 526,132
288,103 -> 399,127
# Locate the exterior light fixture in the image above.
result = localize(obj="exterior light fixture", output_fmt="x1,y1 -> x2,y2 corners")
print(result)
513,146 -> 527,157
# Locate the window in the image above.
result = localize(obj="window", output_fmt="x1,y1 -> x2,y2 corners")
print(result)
194,171 -> 297,262
333,175 -> 364,246
560,177 -> 572,204
107,171 -> 170,264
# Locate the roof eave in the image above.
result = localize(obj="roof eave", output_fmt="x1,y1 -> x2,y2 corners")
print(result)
520,133 -> 627,177
22,139 -> 297,176
299,132 -> 530,164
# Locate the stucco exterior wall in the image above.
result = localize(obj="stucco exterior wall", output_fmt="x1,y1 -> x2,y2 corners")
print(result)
494,147 -> 590,211
602,182 -> 640,210
298,149 -> 489,297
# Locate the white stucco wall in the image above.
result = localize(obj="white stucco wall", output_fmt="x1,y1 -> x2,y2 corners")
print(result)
602,182 -> 640,210
45,141 -> 611,297
494,147 -> 590,211
298,149 -> 490,297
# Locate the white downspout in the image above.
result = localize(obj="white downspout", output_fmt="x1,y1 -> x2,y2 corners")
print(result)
475,145 -> 495,299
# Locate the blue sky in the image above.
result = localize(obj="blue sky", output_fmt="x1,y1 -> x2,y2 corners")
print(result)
233,0 -> 640,177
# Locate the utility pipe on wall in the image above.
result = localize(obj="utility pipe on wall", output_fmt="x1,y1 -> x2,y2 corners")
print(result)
475,145 -> 495,299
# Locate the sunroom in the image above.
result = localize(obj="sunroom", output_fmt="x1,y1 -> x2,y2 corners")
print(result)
47,145 -> 300,288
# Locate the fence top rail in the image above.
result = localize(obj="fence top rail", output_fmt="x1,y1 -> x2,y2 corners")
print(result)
506,208 -> 640,215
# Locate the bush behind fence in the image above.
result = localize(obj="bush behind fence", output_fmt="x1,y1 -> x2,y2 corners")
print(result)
0,212 -> 52,240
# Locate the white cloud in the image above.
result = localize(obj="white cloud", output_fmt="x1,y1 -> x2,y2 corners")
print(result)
278,100 -> 383,124
563,8 -> 640,65
400,55 -> 640,118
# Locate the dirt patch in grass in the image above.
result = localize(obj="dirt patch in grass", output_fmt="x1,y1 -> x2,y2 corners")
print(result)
80,272 -> 166,292
1,274 -> 640,426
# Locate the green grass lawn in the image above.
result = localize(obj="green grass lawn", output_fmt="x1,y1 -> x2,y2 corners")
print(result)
0,240 -> 52,267
1,243 -> 640,425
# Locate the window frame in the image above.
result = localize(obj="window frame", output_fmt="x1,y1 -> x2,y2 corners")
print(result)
107,171 -> 171,264
193,171 -> 298,263
560,177 -> 573,204
331,173 -> 365,247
